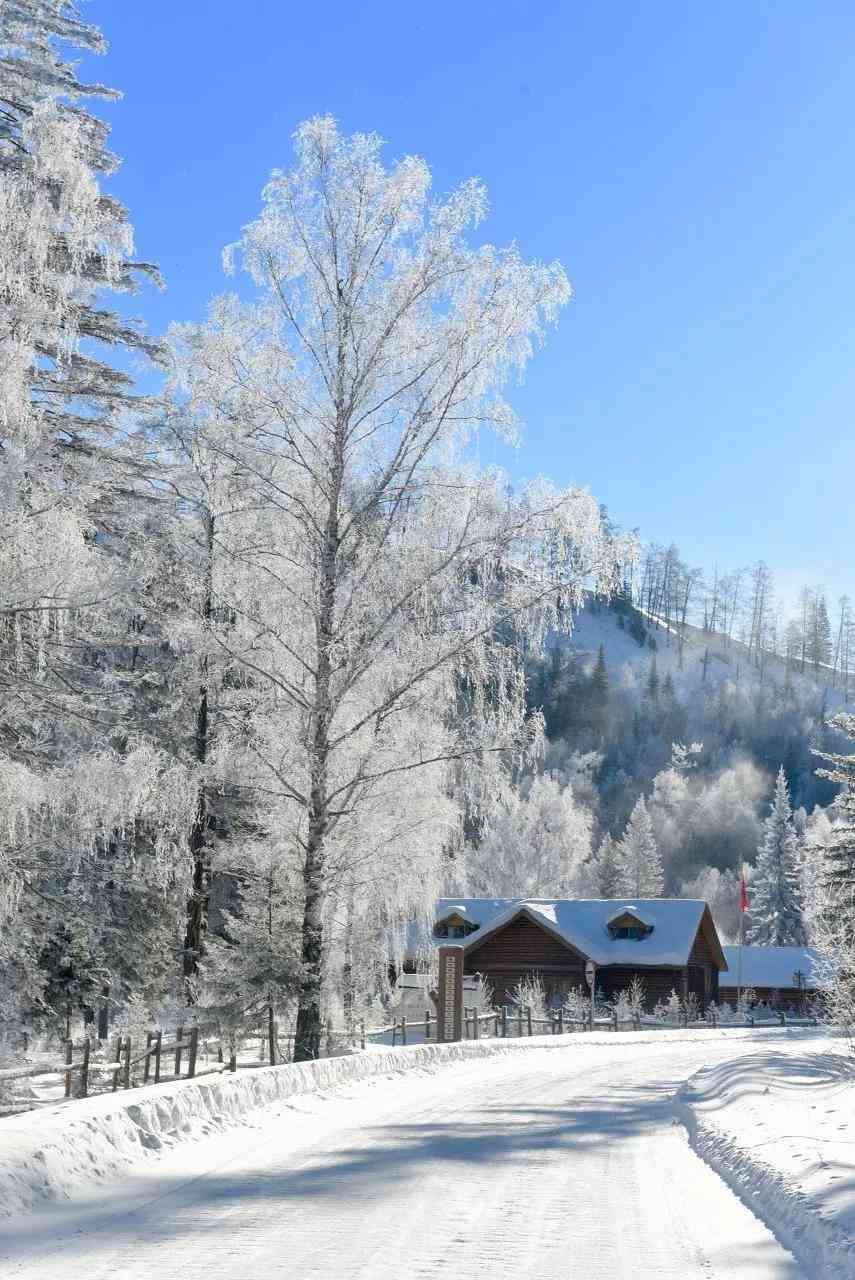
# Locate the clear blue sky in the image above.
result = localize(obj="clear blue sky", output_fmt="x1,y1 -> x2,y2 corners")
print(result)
86,0 -> 855,613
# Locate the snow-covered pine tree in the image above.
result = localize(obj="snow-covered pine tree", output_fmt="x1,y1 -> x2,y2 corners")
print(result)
812,714 -> 855,1027
746,766 -> 806,945
588,833 -> 623,897
0,3 -> 193,1042
616,796 -> 663,897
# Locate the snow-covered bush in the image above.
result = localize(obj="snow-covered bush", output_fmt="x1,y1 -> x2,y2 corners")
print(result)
511,974 -> 548,1024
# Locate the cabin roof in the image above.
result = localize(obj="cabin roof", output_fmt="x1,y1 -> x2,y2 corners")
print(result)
425,897 -> 725,969
719,945 -> 826,990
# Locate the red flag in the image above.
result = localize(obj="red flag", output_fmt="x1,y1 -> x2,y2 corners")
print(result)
739,869 -> 749,913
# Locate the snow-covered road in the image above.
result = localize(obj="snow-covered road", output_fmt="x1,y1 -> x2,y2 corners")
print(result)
1,1034 -> 808,1279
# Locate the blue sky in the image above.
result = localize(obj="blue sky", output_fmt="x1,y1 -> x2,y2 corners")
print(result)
86,1 -> 855,614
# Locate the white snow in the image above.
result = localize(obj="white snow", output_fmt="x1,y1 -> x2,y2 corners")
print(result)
425,895 -> 715,967
0,1026 -> 837,1279
681,1032 -> 855,1279
720,944 -> 825,991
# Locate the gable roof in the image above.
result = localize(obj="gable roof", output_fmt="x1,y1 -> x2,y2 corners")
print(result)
719,945 -> 825,990
425,898 -> 725,969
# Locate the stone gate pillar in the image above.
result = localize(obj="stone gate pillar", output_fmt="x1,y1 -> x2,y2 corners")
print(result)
437,945 -> 464,1042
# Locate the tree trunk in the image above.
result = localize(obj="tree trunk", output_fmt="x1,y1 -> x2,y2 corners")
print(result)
183,508 -> 214,1002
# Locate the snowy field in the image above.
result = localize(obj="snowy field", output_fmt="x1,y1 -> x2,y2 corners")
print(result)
0,1026 -> 849,1279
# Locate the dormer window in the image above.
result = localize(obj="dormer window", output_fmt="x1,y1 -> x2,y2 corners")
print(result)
434,914 -> 478,939
607,911 -> 653,941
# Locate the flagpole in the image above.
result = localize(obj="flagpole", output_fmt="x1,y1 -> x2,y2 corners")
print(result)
737,861 -> 745,1011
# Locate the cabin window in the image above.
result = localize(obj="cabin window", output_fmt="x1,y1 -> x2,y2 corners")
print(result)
607,922 -> 652,940
434,919 -> 477,939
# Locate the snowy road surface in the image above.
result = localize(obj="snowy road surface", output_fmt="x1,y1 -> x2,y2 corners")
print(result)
1,1033 -> 809,1279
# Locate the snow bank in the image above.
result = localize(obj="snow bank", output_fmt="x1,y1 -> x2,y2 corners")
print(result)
0,1033 -> 584,1217
680,1040 -> 855,1280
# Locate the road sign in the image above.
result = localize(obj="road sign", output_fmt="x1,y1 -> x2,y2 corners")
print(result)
585,960 -> 596,989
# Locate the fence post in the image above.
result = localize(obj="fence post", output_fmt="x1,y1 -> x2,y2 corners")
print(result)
517,1006 -> 523,1038
494,1011 -> 499,1037
425,1008 -> 431,1042
64,1037 -> 73,1099
502,1007 -> 508,1039
123,1036 -> 132,1089
153,1029 -> 163,1084
187,1027 -> 199,1079
360,1019 -> 365,1050
268,999 -> 277,1067
143,1030 -> 153,1084
111,1035 -> 122,1092
80,1037 -> 90,1098
779,1010 -> 785,1027
401,1015 -> 407,1046
613,1009 -> 618,1033
174,1024 -> 184,1078
473,1011 -> 479,1041
526,1007 -> 533,1037
392,1021 -> 397,1047
229,1032 -> 237,1072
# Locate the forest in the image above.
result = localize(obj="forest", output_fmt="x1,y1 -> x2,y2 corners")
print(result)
2,2 -> 855,1065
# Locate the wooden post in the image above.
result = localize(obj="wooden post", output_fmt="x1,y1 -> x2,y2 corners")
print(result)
558,1008 -> 564,1035
228,1033 -> 237,1072
425,1008 -> 431,1042
494,1011 -> 499,1037
64,1038 -> 73,1099
613,1008 -> 619,1033
517,1006 -> 523,1038
502,1007 -> 508,1038
153,1029 -> 163,1084
80,1036 -> 90,1098
267,999 -> 277,1067
473,1010 -> 479,1040
188,1026 -> 199,1079
392,1020 -> 397,1047
526,1007 -> 532,1037
174,1024 -> 184,1078
123,1036 -> 132,1089
111,1035 -> 122,1092
360,1019 -> 365,1050
143,1030 -> 153,1084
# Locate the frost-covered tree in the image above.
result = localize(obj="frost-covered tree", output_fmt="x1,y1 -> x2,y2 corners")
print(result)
586,833 -> 622,897
746,766 -> 805,945
169,117 -> 628,1059
812,715 -> 855,1029
467,771 -> 593,898
0,2 -> 188,1041
616,796 -> 663,897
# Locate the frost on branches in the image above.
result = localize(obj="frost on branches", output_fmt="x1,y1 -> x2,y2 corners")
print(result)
746,766 -> 805,947
616,796 -> 664,898
812,714 -> 855,1031
165,117 -> 629,1059
0,3 -> 185,1046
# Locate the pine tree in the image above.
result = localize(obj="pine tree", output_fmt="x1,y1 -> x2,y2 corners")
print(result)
811,714 -> 855,1027
746,767 -> 805,945
591,644 -> 609,698
646,655 -> 660,702
617,797 -> 664,897
589,834 -> 622,897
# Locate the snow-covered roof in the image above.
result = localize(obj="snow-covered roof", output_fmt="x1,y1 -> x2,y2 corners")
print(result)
720,945 -> 825,990
419,898 -> 722,969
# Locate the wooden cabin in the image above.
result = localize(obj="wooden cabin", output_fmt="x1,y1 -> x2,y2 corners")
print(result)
719,944 -> 824,1009
409,897 -> 727,1012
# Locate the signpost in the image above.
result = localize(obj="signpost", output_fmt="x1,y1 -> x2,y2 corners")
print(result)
437,945 -> 463,1042
585,960 -> 596,1031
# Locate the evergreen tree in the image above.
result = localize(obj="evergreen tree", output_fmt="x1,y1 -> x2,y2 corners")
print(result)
811,714 -> 855,1027
589,834 -> 622,897
617,797 -> 664,897
746,767 -> 805,945
646,655 -> 660,702
591,644 -> 609,699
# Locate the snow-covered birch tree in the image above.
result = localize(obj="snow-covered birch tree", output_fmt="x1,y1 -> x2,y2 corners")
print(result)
167,117 -> 628,1060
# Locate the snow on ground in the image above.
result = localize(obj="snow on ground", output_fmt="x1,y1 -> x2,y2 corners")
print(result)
0,1026 -> 839,1279
681,1034 -> 855,1279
